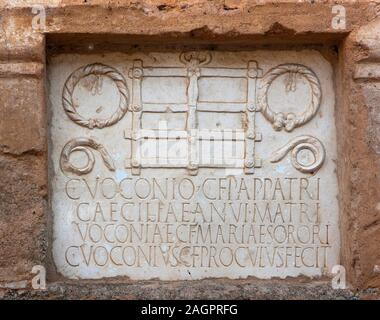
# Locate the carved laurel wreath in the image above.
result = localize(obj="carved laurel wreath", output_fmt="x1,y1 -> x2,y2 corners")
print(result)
62,63 -> 129,129
257,64 -> 321,132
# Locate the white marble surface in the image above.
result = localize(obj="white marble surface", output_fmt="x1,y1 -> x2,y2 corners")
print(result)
49,50 -> 340,280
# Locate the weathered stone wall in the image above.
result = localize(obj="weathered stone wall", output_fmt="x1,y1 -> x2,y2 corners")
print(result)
0,0 -> 379,299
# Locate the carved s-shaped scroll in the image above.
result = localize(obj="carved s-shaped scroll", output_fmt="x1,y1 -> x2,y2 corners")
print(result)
269,135 -> 325,173
60,138 -> 115,175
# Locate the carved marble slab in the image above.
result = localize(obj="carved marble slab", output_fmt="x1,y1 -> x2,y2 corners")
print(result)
49,50 -> 340,280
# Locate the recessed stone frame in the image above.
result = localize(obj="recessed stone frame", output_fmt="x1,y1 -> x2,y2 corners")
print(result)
0,2 -> 379,299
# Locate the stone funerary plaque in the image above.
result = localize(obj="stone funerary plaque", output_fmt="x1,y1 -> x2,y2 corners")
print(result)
49,50 -> 340,280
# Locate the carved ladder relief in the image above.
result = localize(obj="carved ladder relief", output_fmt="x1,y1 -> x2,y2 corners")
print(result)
123,52 -> 264,175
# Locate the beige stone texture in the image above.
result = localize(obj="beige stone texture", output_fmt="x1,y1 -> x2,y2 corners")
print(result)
0,0 -> 379,298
